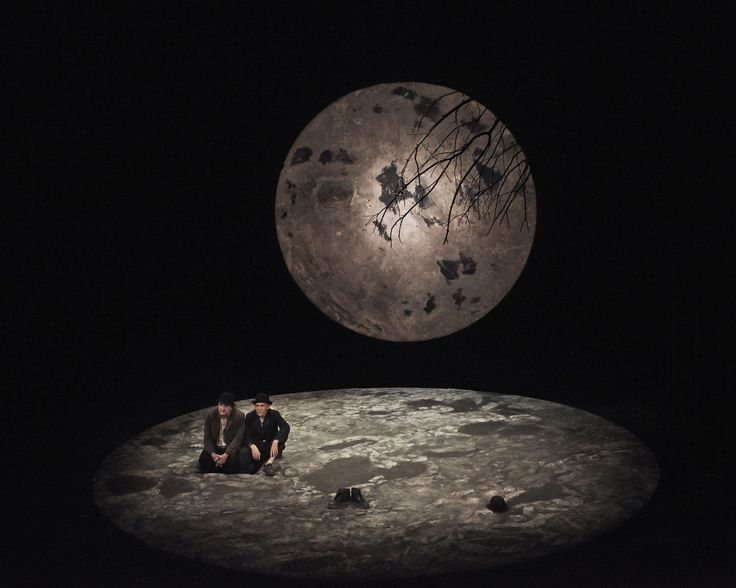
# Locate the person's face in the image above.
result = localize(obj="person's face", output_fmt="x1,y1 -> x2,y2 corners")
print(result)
254,402 -> 269,417
218,402 -> 233,417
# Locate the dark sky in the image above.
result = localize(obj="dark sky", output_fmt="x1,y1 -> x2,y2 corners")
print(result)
9,4 -> 734,586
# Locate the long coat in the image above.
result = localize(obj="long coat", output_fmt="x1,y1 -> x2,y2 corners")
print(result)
202,408 -> 245,456
244,409 -> 290,452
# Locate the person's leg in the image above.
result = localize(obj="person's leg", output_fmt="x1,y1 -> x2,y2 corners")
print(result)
240,446 -> 261,474
198,450 -> 217,473
236,446 -> 249,474
220,452 -> 241,474
264,442 -> 286,465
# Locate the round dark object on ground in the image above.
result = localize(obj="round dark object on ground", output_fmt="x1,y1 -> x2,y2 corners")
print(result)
487,495 -> 508,512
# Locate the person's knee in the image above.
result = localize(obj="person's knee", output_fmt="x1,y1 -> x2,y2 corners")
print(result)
198,451 -> 213,473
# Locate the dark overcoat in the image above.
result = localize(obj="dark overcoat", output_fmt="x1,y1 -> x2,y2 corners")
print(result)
202,408 -> 245,456
244,409 -> 290,452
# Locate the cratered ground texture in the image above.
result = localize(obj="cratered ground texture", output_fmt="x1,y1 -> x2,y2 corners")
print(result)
93,388 -> 659,581
275,83 -> 536,341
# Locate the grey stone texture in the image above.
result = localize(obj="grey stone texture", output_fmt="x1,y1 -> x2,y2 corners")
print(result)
93,388 -> 659,580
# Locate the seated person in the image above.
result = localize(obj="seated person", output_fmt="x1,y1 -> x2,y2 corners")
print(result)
198,392 -> 245,474
241,393 -> 290,476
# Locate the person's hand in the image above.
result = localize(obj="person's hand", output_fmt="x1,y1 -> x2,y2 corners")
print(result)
270,440 -> 279,459
251,445 -> 261,461
218,453 -> 229,465
211,452 -> 220,464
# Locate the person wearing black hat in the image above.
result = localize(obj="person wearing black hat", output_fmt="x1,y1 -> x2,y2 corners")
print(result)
242,393 -> 290,476
198,392 -> 246,474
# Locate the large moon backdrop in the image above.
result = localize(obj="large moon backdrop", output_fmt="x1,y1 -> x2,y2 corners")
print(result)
275,82 -> 536,341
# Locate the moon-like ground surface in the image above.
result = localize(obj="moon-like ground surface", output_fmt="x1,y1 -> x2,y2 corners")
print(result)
275,82 -> 536,341
93,388 -> 658,581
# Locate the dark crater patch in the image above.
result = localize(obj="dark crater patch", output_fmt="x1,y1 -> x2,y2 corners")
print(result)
105,475 -> 158,496
437,259 -> 460,281
290,147 -> 312,165
372,104 -> 383,113
376,162 -> 410,208
448,398 -> 480,412
462,118 -> 489,134
392,86 -> 417,101
367,410 -> 391,415
423,216 -> 443,227
498,424 -> 544,436
159,477 -> 196,498
140,437 -> 168,448
423,293 -> 437,314
473,150 -> 503,189
438,253 -> 477,282
459,252 -> 477,275
452,289 -> 466,309
407,399 -> 446,410
303,456 -> 378,493
512,481 -> 564,505
318,438 -> 375,451
414,95 -> 441,122
381,461 -> 427,480
319,149 -> 356,165
286,179 -> 298,205
470,296 -> 481,304
458,421 -> 504,436
413,183 -> 431,208
335,149 -> 355,164
404,309 -> 412,316
315,178 -> 353,208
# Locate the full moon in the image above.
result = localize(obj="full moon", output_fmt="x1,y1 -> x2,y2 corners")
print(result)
275,82 -> 536,341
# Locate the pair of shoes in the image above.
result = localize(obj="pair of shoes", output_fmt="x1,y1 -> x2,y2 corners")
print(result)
263,463 -> 275,477
327,487 -> 370,509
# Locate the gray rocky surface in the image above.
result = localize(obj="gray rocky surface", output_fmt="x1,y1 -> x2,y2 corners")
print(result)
93,388 -> 659,580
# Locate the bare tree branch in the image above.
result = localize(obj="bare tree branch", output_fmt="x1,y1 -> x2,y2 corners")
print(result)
367,92 -> 532,244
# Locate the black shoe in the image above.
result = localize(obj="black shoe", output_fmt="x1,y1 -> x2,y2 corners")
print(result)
328,488 -> 351,509
263,463 -> 275,476
350,487 -> 370,509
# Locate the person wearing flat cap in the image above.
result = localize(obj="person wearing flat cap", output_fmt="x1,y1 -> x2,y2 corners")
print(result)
242,393 -> 290,476
198,391 -> 246,474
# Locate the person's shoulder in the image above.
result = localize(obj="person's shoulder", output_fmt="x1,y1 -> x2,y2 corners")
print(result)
233,408 -> 246,420
204,407 -> 218,419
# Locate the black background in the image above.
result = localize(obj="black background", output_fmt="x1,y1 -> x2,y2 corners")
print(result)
8,4 -> 734,586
